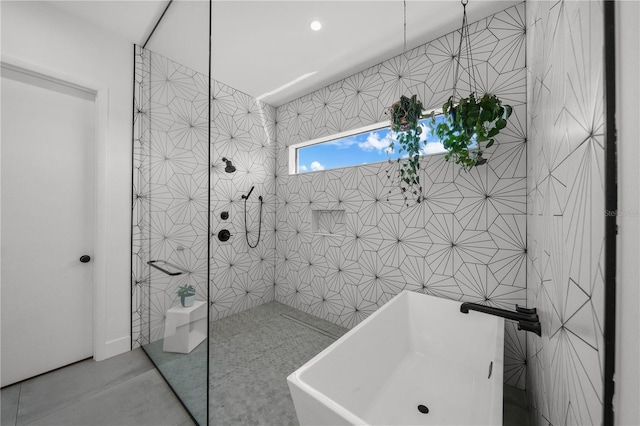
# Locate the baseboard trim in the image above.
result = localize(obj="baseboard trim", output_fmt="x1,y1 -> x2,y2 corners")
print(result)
96,336 -> 131,361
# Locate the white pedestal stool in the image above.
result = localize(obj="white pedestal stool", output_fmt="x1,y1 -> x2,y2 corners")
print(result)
163,300 -> 207,354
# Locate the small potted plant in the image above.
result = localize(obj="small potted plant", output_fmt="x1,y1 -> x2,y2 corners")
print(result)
177,284 -> 196,307
428,93 -> 512,171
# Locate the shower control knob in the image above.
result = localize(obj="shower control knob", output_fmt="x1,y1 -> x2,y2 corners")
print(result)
218,230 -> 232,242
79,255 -> 91,263
220,211 -> 229,220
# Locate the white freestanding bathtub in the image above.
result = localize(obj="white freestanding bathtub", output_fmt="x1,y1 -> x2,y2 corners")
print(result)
287,290 -> 505,425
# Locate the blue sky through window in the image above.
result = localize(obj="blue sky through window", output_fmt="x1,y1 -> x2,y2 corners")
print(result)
297,115 -> 449,173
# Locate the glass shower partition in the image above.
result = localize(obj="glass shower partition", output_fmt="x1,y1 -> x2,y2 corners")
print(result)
132,43 -> 210,425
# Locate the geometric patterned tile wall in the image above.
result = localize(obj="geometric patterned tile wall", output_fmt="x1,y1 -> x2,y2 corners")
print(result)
275,3 -> 529,388
526,1 -> 605,424
209,67 -> 277,322
132,46 -> 277,347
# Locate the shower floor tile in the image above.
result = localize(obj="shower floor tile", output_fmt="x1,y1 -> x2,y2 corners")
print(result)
209,301 -> 348,426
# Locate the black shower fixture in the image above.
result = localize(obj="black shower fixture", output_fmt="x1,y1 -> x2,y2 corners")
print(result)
222,157 -> 236,173
241,186 -> 255,199
241,186 -> 263,248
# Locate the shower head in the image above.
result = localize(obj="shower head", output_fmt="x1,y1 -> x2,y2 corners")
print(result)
222,157 -> 236,173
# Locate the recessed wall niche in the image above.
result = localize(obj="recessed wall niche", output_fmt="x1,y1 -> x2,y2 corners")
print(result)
311,209 -> 346,236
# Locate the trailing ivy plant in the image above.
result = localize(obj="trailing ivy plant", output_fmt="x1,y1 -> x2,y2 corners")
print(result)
428,92 -> 512,171
386,94 -> 426,205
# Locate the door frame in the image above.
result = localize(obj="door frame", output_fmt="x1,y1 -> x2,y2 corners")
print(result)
1,54 -> 109,361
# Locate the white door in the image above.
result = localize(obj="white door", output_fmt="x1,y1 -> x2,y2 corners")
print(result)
1,68 -> 95,387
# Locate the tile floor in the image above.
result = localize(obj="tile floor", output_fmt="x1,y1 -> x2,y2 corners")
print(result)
1,348 -> 194,426
143,335 -> 208,424
2,301 -> 531,426
207,301 -> 348,425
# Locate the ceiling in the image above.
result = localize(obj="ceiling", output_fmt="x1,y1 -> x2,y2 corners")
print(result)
48,0 -> 519,106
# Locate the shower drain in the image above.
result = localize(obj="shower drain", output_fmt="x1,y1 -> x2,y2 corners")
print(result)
280,314 -> 341,339
417,404 -> 429,414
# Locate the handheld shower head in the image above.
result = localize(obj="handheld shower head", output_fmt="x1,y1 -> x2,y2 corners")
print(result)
222,157 -> 236,173
242,186 -> 255,199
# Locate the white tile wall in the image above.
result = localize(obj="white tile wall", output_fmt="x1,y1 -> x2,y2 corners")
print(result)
132,47 -> 277,346
526,0 -> 606,424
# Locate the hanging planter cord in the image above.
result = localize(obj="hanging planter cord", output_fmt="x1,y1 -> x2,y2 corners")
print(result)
452,0 -> 478,100
400,0 -> 411,99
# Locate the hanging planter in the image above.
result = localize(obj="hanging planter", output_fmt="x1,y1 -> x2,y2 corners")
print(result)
386,94 -> 426,205
389,94 -> 423,132
382,2 -> 428,206
428,0 -> 513,171
388,94 -> 425,185
428,93 -> 512,171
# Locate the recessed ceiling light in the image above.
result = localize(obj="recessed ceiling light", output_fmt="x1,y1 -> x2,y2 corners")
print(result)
310,20 -> 322,31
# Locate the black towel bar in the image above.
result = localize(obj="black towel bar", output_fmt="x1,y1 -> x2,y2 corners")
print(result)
147,260 -> 184,276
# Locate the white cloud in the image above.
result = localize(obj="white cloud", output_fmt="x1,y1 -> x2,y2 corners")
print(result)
310,161 -> 325,171
326,136 -> 359,149
422,141 -> 446,155
299,165 -> 308,172
357,132 -> 394,154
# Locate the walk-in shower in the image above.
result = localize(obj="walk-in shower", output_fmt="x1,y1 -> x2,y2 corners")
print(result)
131,1 -> 279,424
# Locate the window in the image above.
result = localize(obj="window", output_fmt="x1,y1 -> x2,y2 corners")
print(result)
289,113 -> 451,174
